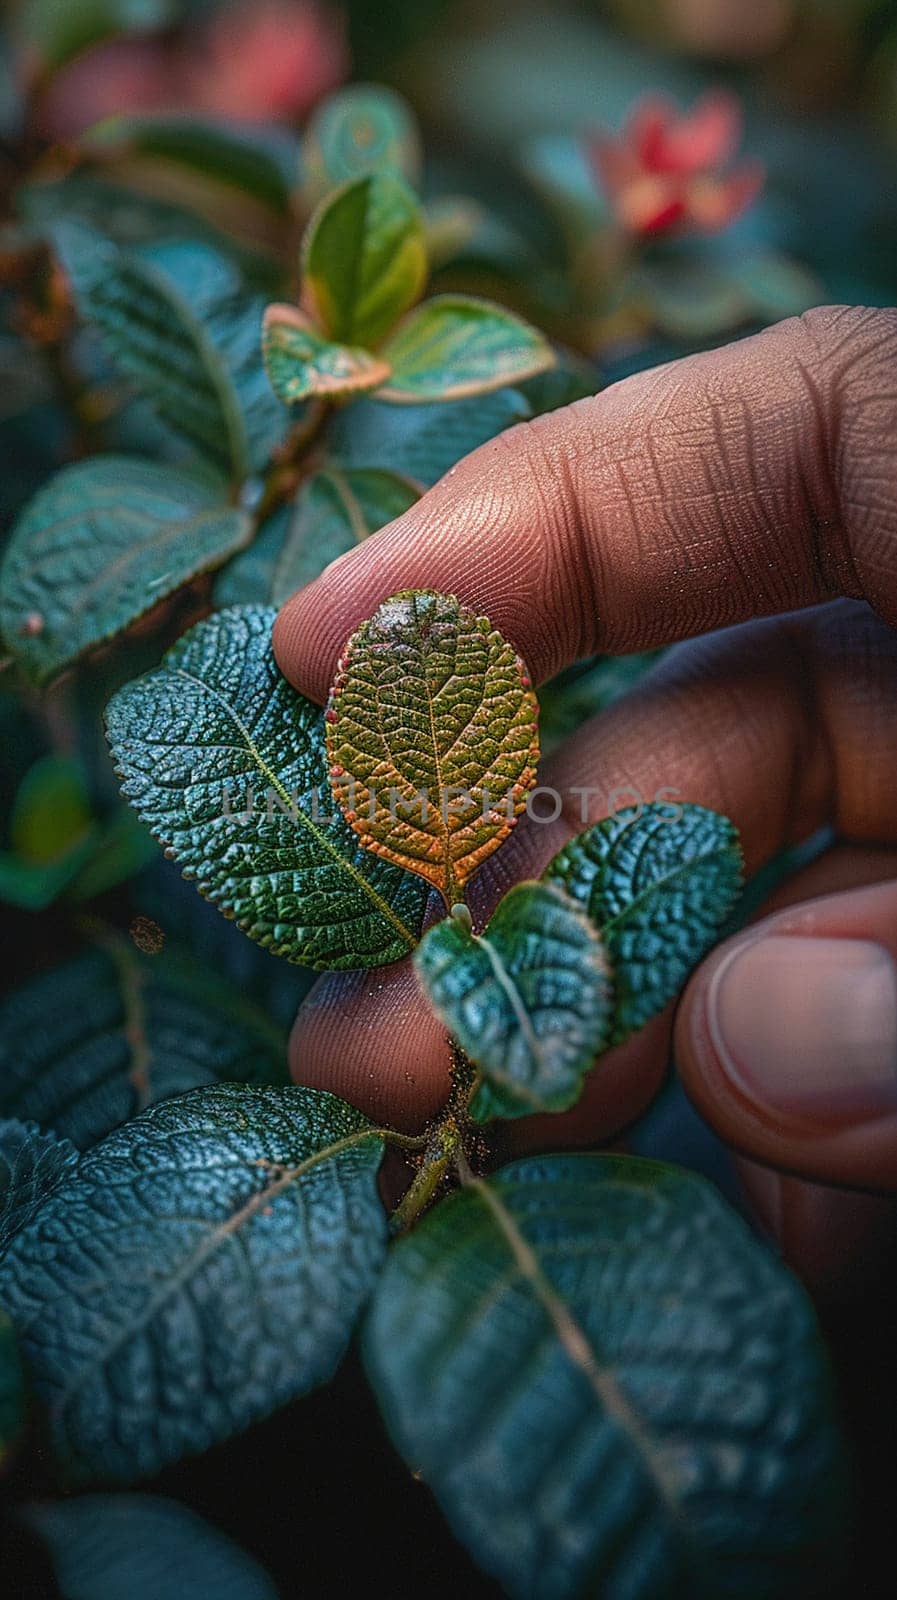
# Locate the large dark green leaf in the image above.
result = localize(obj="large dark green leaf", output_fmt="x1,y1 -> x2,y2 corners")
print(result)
105,606 -> 428,969
365,1154 -> 844,1600
545,805 -> 744,1040
214,466 -> 419,608
54,223 -> 287,479
0,456 -> 251,685
0,1310 -> 25,1474
304,173 -> 427,349
2,1083 -> 388,1483
380,295 -> 554,402
0,1120 -> 79,1256
0,947 -> 289,1150
302,84 -> 422,201
327,386 -> 531,486
22,1495 -> 279,1599
84,115 -> 302,214
415,884 -> 613,1120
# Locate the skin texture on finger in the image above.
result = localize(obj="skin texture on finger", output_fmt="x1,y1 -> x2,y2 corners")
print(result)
289,602 -> 897,1134
274,304 -> 897,704
676,877 -> 897,1191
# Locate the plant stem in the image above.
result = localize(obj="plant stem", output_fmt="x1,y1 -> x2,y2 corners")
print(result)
390,1116 -> 463,1234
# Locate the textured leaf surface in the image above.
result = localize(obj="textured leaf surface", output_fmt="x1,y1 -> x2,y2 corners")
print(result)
0,457 -> 251,685
545,805 -> 744,1040
262,304 -> 390,404
327,590 -> 539,903
303,85 -> 422,199
55,223 -> 286,478
0,1310 -> 25,1473
416,884 -> 612,1120
304,173 -> 427,348
23,1494 -> 279,1600
2,1083 -> 387,1482
328,387 -> 530,486
365,1154 -> 844,1600
0,1121 -> 79,1256
380,295 -> 553,402
0,947 -> 289,1150
214,466 -> 419,607
106,606 -> 428,968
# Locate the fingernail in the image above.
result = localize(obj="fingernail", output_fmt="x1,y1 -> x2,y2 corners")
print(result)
708,936 -> 897,1124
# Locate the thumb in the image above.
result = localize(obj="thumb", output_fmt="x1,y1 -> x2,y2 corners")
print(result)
675,879 -> 897,1191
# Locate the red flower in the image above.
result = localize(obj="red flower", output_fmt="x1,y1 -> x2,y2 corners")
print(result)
587,90 -> 763,237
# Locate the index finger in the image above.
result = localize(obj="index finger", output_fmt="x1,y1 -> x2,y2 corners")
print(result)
274,305 -> 897,702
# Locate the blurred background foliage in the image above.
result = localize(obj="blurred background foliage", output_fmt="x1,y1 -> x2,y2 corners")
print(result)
0,3 -> 895,1593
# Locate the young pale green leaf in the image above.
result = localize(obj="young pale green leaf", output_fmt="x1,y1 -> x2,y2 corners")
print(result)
0,456 -> 251,686
106,606 -> 428,969
262,304 -> 391,405
0,1120 -> 80,1256
0,947 -> 289,1151
545,804 -> 744,1041
54,223 -> 286,479
303,85 -> 422,201
379,294 -> 554,402
365,1153 -> 844,1600
22,1495 -> 279,1600
327,387 -> 530,487
0,1310 -> 25,1474
415,883 -> 612,1120
327,590 -> 539,904
304,172 -> 427,349
214,466 -> 419,608
1,1083 -> 388,1483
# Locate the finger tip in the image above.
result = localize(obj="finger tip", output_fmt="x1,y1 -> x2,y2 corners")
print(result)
288,962 -> 453,1131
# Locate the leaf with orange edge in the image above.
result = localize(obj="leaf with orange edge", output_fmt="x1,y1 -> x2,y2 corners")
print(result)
262,305 -> 391,405
326,591 -> 539,905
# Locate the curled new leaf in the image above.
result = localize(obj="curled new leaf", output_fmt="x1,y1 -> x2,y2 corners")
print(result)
0,456 -> 252,686
545,803 -> 744,1040
303,172 -> 427,349
365,1154 -> 845,1600
326,590 -> 539,904
379,294 -> 555,402
106,606 -> 428,969
0,1083 -> 388,1483
263,304 -> 391,405
415,883 -> 613,1120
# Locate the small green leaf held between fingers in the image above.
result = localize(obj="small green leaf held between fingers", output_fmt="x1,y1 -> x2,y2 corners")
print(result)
379,294 -> 555,402
365,1154 -> 844,1600
415,881 -> 613,1120
303,172 -> 427,349
327,589 -> 539,904
262,304 -> 392,405
0,456 -> 252,686
545,803 -> 744,1040
106,606 -> 428,969
0,1083 -> 388,1483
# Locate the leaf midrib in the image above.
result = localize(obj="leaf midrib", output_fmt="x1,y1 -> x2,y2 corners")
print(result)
52,1126 -> 385,1418
173,667 -> 416,950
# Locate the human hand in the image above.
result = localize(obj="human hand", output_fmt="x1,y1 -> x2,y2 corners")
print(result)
274,305 -> 897,1285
